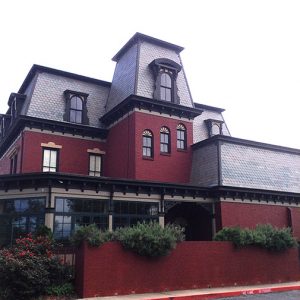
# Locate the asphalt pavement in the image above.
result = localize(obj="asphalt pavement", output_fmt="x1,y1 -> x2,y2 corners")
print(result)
219,290 -> 300,299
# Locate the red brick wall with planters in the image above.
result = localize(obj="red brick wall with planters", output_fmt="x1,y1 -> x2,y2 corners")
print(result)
75,241 -> 300,298
220,202 -> 290,229
21,131 -> 106,175
134,112 -> 193,184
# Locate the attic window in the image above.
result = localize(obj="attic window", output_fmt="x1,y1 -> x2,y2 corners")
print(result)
150,58 -> 181,104
63,90 -> 89,125
205,119 -> 224,138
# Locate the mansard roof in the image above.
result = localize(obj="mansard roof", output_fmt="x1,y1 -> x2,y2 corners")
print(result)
112,32 -> 184,62
18,64 -> 111,95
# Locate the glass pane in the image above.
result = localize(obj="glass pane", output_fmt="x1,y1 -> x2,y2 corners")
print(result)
165,89 -> 171,101
56,198 -> 64,212
43,149 -> 50,166
76,97 -> 83,110
50,151 -> 57,168
95,156 -> 101,172
161,73 -> 166,86
70,110 -> 76,122
70,97 -> 77,109
160,87 -> 166,100
89,155 -> 95,171
76,111 -> 82,123
165,74 -> 171,87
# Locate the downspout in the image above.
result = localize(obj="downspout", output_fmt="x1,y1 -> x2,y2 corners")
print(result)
20,130 -> 25,173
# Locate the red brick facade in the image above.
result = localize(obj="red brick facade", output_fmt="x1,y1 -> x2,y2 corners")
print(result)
220,202 -> 290,229
21,131 -> 106,175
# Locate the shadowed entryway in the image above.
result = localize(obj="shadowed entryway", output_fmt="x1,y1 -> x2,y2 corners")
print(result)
165,202 -> 213,241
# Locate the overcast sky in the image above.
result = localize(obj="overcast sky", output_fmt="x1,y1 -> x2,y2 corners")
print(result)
1,0 -> 300,148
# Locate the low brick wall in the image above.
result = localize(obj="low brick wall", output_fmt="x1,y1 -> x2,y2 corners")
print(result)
75,241 -> 300,298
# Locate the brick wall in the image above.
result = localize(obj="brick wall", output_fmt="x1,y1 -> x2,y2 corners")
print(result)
134,112 -> 193,183
105,114 -> 136,179
75,241 -> 300,298
289,207 -> 300,240
220,201 -> 290,229
0,135 -> 22,175
21,131 -> 106,175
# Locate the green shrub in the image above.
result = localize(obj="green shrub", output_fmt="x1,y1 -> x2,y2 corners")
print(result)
0,234 -> 73,300
214,224 -> 297,252
115,221 -> 185,257
45,282 -> 74,297
70,224 -> 104,247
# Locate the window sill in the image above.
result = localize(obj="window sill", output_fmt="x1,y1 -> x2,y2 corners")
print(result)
142,156 -> 154,161
160,152 -> 171,156
177,149 -> 188,153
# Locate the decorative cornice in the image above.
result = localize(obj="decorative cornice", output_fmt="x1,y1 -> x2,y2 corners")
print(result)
0,173 -> 300,205
211,185 -> 300,204
101,95 -> 203,126
0,116 -> 108,157
0,172 -> 209,199
194,103 -> 225,113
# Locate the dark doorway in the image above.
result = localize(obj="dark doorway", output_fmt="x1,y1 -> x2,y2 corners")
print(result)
165,202 -> 212,241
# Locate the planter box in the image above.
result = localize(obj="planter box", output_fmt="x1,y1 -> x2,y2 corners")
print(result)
75,241 -> 300,298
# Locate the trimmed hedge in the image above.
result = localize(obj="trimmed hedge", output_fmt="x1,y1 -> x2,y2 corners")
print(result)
71,221 -> 185,257
214,224 -> 297,251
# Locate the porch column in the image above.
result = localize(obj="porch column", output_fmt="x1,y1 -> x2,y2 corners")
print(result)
45,185 -> 54,231
159,193 -> 165,228
159,213 -> 165,228
108,187 -> 114,232
211,203 -> 216,237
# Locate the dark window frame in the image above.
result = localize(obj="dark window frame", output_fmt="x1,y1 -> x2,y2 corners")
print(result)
160,126 -> 171,154
142,130 -> 154,158
0,197 -> 46,245
63,90 -> 89,125
150,58 -> 182,104
177,124 -> 187,150
113,200 -> 159,229
10,153 -> 18,174
89,154 -> 103,177
53,197 -> 109,240
42,148 -> 59,172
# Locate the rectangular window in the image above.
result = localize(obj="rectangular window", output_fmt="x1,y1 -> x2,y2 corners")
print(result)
160,133 -> 170,153
10,154 -> 18,174
0,197 -> 45,245
89,154 -> 102,176
42,148 -> 58,172
113,200 -> 159,229
54,197 -> 109,239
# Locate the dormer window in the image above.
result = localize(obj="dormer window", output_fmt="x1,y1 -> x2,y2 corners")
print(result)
160,72 -> 172,101
70,95 -> 83,123
150,58 -> 182,104
64,90 -> 89,125
205,119 -> 224,138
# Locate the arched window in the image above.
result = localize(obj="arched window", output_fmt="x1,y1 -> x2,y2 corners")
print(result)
150,58 -> 182,104
142,130 -> 153,158
160,72 -> 172,101
177,124 -> 187,150
70,95 -> 83,124
160,127 -> 170,154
